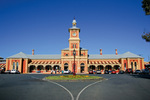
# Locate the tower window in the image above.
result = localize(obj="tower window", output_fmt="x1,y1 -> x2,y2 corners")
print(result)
73,44 -> 76,48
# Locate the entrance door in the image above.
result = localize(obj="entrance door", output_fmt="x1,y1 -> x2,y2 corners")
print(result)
80,66 -> 84,73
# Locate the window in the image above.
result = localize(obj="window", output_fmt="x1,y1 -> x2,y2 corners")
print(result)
13,62 -> 15,69
135,62 -> 137,70
81,54 -> 83,56
65,54 -> 68,56
73,44 -> 74,48
16,62 -> 18,70
131,62 -> 133,69
124,63 -> 126,70
73,44 -> 76,48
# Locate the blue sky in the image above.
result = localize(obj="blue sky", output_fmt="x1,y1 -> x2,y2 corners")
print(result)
0,0 -> 150,61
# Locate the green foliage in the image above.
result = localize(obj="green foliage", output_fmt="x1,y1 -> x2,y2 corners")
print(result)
142,0 -> 150,15
45,75 -> 102,80
142,33 -> 150,42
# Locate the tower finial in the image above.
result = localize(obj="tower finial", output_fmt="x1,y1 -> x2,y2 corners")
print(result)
72,17 -> 77,27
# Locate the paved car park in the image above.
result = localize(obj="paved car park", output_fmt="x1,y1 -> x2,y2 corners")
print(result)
0,74 -> 150,100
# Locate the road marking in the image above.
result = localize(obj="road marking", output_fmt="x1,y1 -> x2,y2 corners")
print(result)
31,76 -> 74,100
76,80 -> 103,100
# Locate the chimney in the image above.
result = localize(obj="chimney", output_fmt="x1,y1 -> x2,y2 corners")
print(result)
100,49 -> 102,55
115,49 -> 118,55
32,49 -> 34,55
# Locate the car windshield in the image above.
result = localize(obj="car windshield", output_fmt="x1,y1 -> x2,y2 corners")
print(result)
129,69 -> 132,71
136,70 -> 140,71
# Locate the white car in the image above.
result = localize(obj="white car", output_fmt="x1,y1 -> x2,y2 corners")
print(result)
10,69 -> 20,74
63,70 -> 71,74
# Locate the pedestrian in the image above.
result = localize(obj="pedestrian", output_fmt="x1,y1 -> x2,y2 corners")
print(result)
55,70 -> 56,74
62,70 -> 64,74
51,70 -> 53,74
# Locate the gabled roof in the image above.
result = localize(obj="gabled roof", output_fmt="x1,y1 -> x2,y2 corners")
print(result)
89,52 -> 143,59
8,52 -> 28,58
8,52 -> 61,59
27,55 -> 61,59
0,56 -> 3,59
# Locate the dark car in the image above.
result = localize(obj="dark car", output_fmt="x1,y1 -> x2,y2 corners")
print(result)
105,70 -> 109,74
125,68 -> 133,74
0,68 -> 5,74
96,70 -> 101,74
89,70 -> 93,74
119,70 -> 124,74
141,69 -> 149,74
111,70 -> 116,74
134,70 -> 141,74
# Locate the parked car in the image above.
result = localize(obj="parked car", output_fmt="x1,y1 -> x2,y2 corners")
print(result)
133,70 -> 142,74
64,70 -> 71,74
141,69 -> 149,74
119,70 -> 124,74
125,68 -> 133,74
89,70 -> 93,74
105,70 -> 109,74
111,70 -> 116,74
96,70 -> 101,74
10,69 -> 20,74
4,70 -> 11,74
0,68 -> 5,74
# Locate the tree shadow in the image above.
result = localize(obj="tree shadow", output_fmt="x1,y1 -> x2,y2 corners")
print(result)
130,74 -> 150,79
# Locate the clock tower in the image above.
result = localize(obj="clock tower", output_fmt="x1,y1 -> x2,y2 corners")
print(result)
68,18 -> 80,56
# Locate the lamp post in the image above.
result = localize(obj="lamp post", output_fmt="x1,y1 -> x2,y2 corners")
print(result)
73,49 -> 76,76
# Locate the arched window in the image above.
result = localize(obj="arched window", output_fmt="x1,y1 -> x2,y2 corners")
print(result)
80,63 -> 84,66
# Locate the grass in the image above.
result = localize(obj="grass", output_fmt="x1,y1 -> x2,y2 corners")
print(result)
45,75 -> 102,81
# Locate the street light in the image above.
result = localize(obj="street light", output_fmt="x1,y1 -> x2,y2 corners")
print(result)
73,49 -> 76,76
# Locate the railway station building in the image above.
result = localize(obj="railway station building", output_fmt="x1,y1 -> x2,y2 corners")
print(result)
5,19 -> 145,74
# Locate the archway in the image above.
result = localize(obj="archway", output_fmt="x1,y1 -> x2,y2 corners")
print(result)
114,65 -> 120,70
64,63 -> 68,70
45,65 -> 52,72
97,65 -> 104,70
29,65 -> 36,73
54,65 -> 60,71
105,65 -> 112,70
37,65 -> 44,71
80,63 -> 85,73
89,65 -> 96,71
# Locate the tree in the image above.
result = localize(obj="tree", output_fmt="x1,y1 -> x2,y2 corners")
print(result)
142,32 -> 150,42
142,0 -> 150,15
142,0 -> 150,42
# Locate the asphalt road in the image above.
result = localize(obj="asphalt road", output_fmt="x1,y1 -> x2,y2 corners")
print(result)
0,74 -> 150,100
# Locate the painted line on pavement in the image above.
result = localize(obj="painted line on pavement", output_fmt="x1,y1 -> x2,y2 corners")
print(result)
31,76 -> 74,100
76,80 -> 103,100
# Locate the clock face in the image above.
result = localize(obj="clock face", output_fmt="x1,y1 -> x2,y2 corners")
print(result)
73,33 -> 76,36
